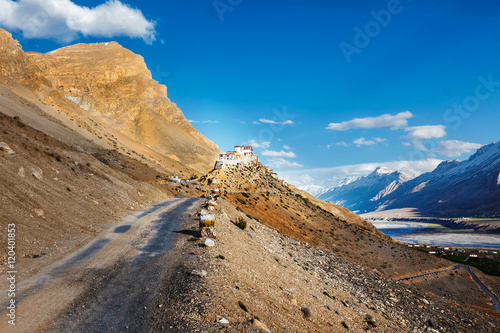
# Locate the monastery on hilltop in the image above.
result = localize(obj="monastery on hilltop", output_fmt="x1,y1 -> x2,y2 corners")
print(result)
214,145 -> 259,169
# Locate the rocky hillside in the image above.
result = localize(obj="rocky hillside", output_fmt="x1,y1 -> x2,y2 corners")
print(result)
200,163 -> 449,278
156,198 -> 500,332
0,28 -> 221,175
375,142 -> 500,216
317,167 -> 413,214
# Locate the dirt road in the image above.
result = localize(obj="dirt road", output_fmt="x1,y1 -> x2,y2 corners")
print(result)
398,264 -> 500,312
0,197 -> 202,332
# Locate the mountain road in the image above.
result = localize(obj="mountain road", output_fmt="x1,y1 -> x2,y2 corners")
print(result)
0,197 -> 202,332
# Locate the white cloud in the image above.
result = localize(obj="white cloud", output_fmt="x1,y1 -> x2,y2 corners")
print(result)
336,141 -> 350,147
404,125 -> 446,140
326,111 -> 413,131
0,0 -> 156,43
353,137 -> 376,146
266,158 -> 303,169
282,145 -> 291,150
432,140 -> 482,157
353,137 -> 387,147
279,158 -> 443,188
246,139 -> 270,149
401,142 -> 412,147
262,150 -> 297,158
189,120 -> 218,124
257,118 -> 294,125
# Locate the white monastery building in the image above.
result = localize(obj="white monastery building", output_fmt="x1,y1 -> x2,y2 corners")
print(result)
215,146 -> 259,169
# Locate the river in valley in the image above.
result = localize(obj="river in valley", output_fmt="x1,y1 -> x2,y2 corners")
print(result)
371,221 -> 500,250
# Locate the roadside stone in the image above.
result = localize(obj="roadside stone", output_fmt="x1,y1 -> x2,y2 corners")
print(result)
217,317 -> 229,324
204,238 -> 215,247
189,270 -> 207,278
201,226 -> 216,239
422,299 -> 430,305
34,208 -> 44,217
389,297 -> 399,303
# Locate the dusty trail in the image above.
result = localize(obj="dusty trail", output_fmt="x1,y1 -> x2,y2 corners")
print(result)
0,197 -> 201,333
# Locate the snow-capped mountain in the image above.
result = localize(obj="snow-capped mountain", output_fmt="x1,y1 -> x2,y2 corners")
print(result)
316,167 -> 413,213
298,184 -> 327,197
375,142 -> 500,216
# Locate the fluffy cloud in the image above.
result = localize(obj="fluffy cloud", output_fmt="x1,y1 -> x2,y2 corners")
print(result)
262,150 -> 297,158
279,158 -> 443,187
353,137 -> 376,146
353,137 -> 386,147
335,141 -> 350,147
282,145 -> 291,150
404,125 -> 447,140
432,140 -> 483,157
0,0 -> 156,43
266,158 -> 303,169
326,111 -> 413,131
257,118 -> 294,125
246,140 -> 270,149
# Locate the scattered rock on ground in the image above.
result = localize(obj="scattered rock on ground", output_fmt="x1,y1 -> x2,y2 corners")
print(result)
189,270 -> 207,278
0,142 -> 15,155
301,307 -> 312,318
251,318 -> 271,332
238,300 -> 249,312
31,166 -> 43,180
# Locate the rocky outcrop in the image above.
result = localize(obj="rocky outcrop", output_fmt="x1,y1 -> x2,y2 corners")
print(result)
0,28 -> 221,173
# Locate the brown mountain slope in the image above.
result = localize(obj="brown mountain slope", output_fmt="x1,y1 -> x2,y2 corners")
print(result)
0,28 -> 221,174
0,111 -> 172,267
201,163 -> 449,278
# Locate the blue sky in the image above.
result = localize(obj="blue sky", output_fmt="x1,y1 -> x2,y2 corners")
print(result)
1,0 -> 499,187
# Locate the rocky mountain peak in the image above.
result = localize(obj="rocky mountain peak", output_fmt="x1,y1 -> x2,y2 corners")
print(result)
468,141 -> 499,162
0,27 -> 221,173
434,159 -> 461,172
373,166 -> 393,175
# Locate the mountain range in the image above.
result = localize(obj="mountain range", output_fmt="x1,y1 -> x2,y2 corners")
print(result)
314,167 -> 413,214
311,142 -> 500,216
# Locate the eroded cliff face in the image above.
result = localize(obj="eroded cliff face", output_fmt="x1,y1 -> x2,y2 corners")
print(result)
0,28 -> 51,90
0,28 -> 220,173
